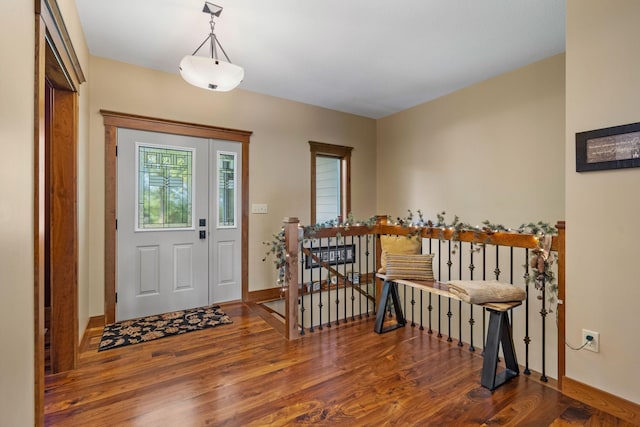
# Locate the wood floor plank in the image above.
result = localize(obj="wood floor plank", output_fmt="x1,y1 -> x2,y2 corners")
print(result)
44,302 -> 631,426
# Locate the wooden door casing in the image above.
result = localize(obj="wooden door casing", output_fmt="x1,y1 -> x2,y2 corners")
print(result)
101,111 -> 252,324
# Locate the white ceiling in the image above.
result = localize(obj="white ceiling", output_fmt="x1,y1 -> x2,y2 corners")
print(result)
75,0 -> 565,119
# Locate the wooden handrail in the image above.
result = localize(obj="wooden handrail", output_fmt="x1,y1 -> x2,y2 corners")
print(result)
301,224 -> 557,251
282,216 -> 566,370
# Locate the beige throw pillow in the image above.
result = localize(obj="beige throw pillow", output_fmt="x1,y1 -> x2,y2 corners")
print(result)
385,253 -> 435,281
378,235 -> 421,273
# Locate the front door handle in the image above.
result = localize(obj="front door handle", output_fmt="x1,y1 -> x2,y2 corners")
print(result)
199,230 -> 206,240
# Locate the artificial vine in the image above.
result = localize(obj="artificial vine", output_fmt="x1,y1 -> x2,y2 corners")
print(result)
263,210 -> 558,305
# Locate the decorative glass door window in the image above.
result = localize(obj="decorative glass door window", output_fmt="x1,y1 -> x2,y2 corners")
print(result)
136,143 -> 194,230
217,151 -> 236,228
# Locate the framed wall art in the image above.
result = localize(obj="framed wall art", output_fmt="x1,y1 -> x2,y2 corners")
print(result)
576,122 -> 640,172
304,243 -> 355,269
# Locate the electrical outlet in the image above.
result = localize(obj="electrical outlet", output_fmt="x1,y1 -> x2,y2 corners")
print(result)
582,329 -> 600,353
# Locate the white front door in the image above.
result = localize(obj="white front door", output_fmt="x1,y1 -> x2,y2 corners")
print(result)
116,129 -> 241,321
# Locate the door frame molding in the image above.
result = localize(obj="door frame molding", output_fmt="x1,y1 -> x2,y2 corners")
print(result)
101,110 -> 252,324
35,0 -> 85,423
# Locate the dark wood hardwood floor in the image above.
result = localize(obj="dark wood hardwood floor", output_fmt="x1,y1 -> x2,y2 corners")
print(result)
45,303 -> 633,426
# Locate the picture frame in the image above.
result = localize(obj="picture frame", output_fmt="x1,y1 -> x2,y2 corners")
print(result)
576,122 -> 640,172
347,271 -> 360,284
304,243 -> 356,269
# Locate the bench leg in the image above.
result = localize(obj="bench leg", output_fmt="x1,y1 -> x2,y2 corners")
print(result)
481,309 -> 519,390
374,280 -> 406,334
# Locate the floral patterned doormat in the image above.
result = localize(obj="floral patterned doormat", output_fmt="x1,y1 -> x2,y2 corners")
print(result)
98,305 -> 232,351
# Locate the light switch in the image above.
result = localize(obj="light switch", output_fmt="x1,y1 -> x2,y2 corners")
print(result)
251,203 -> 268,214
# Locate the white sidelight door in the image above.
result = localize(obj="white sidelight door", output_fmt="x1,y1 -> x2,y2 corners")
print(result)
210,141 -> 242,303
116,129 -> 241,321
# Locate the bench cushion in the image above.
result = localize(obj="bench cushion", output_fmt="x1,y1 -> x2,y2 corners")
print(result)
447,280 -> 526,305
385,253 -> 434,281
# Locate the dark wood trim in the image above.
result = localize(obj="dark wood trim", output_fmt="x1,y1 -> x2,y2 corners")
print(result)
86,315 -> 106,329
49,87 -> 79,373
562,377 -> 640,425
37,0 -> 85,90
309,148 -> 317,224
245,301 -> 285,336
34,14 -> 46,427
308,141 -> 353,224
101,110 -> 252,142
241,136 -> 250,302
247,287 -> 283,303
103,125 -> 117,323
79,316 -> 105,353
101,111 -> 252,324
35,0 -> 85,423
344,151 -> 351,218
308,141 -> 353,157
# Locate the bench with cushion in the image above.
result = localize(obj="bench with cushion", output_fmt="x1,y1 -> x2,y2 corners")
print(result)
374,249 -> 526,390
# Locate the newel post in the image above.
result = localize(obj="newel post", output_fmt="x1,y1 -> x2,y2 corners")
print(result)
283,217 -> 301,340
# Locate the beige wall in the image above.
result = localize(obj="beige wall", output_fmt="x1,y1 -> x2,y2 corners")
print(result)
0,1 -> 36,424
5,3 -> 638,424
0,0 -> 89,424
566,0 -> 640,404
377,54 -> 565,227
87,57 -> 377,315
376,54 -> 565,380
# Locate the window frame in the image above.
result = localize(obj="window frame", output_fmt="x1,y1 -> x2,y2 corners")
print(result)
309,141 -> 353,224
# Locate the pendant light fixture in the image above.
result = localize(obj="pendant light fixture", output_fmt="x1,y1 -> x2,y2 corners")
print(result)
179,2 -> 244,92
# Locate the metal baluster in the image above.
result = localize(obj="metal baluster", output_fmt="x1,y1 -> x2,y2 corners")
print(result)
458,243 -> 463,347
410,286 -> 416,327
482,245 -> 487,354
540,270 -> 548,382
494,245 -> 501,280
334,237 -> 339,326
348,235 -> 354,321
446,240 -> 453,342
508,246 -> 515,350
469,242 -> 476,352
344,235 -> 348,322
320,237 -> 326,330
357,235 -> 362,320
366,234 -> 371,316
419,290 -> 424,331
300,239 -> 305,335
309,239 -> 315,333
438,240 -> 442,338
523,248 -> 530,375
428,238 -> 433,334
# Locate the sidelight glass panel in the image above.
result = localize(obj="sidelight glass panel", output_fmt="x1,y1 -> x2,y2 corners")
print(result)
218,151 -> 236,228
137,144 -> 194,230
